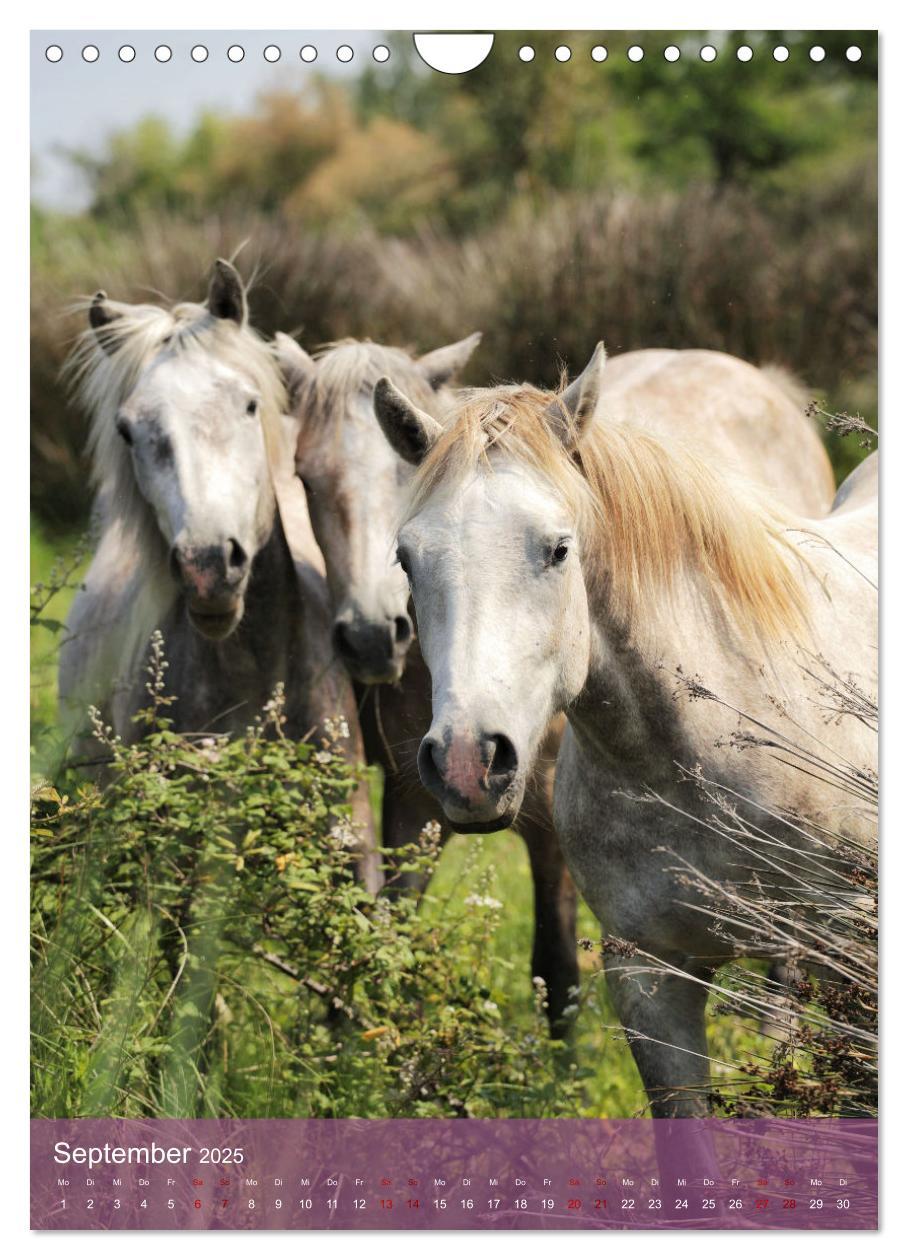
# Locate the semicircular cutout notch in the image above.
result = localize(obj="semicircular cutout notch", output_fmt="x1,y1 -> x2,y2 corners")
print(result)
413,33 -> 494,74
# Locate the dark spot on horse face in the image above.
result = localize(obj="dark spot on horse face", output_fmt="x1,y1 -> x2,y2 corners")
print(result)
153,431 -> 174,465
305,473 -> 351,544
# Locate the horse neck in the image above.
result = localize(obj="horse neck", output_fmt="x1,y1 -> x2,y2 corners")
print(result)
569,577 -> 727,783
221,504 -> 302,669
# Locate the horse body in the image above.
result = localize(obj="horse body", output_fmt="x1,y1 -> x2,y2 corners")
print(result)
276,334 -> 580,1032
592,349 -> 834,516
59,262 -> 379,891
373,345 -> 875,1114
553,457 -> 875,1113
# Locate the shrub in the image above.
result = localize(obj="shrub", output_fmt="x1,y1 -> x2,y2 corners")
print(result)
31,636 -> 582,1119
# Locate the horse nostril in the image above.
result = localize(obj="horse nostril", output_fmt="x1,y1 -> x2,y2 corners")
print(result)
393,614 -> 413,646
227,538 -> 248,573
169,546 -> 183,583
488,733 -> 518,780
417,735 -> 445,793
333,620 -> 356,660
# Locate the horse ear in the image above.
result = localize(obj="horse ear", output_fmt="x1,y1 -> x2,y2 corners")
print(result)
373,377 -> 443,466
207,258 -> 247,325
417,331 -> 482,389
88,291 -> 125,355
273,332 -> 316,413
545,342 -> 607,448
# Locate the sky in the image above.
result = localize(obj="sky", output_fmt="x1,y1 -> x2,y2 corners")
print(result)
30,30 -> 384,210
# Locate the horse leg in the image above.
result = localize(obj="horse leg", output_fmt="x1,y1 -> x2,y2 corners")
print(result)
358,673 -> 448,897
381,772 -> 446,896
516,808 -> 579,1040
604,954 -> 714,1118
760,958 -> 803,1038
349,772 -> 383,895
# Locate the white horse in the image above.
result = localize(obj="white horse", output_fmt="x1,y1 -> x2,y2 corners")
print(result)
273,333 -> 581,1034
373,345 -> 876,1114
59,259 -> 379,889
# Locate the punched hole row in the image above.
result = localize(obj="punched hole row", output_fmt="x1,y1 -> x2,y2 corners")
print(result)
46,41 -> 865,65
530,43 -> 863,63
45,43 -> 390,64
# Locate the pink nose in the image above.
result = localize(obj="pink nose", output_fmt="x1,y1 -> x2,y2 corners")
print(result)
180,556 -> 218,599
446,733 -> 492,805
418,725 -> 519,810
170,540 -> 249,601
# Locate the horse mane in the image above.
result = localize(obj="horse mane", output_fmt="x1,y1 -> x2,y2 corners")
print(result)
303,339 -> 439,429
406,383 -> 808,642
64,298 -> 287,546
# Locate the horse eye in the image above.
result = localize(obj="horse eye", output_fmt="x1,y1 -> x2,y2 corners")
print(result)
396,548 -> 412,578
116,418 -> 133,446
246,399 -> 259,416
551,540 -> 570,566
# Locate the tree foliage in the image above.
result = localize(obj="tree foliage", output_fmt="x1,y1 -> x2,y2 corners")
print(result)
61,31 -> 876,234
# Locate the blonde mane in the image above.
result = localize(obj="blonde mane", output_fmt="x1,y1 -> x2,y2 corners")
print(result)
303,339 -> 438,428
407,383 -> 808,642
65,298 -> 287,548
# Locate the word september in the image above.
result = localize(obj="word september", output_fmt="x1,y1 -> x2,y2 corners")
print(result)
54,1143 -> 244,1171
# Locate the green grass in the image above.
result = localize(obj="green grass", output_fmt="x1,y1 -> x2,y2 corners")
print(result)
30,526 -> 772,1118
30,519 -> 88,779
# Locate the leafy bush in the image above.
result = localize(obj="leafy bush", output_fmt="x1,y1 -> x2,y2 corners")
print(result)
31,635 -> 582,1120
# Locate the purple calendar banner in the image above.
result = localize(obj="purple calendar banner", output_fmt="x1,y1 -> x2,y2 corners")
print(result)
31,1117 -> 876,1230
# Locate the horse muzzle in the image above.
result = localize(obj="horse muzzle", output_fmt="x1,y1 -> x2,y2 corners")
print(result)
172,540 -> 250,640
187,596 -> 245,641
417,724 -> 524,832
332,607 -> 414,684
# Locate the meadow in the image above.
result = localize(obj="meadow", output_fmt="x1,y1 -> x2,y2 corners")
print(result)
31,527 -> 785,1120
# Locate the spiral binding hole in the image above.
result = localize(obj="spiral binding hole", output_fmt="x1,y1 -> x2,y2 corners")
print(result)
41,39 -> 868,68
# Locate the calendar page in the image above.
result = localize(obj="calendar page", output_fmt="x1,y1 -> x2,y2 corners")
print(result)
29,28 -> 878,1231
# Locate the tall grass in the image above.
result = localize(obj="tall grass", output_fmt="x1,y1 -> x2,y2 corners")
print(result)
31,538 -> 781,1120
31,164 -> 876,528
633,666 -> 878,1117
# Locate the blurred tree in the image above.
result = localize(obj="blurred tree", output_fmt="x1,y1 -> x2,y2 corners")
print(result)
284,116 -> 457,233
608,31 -> 877,185
57,30 -> 877,231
